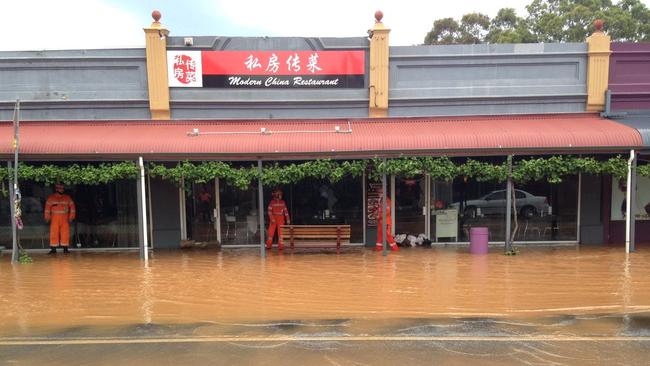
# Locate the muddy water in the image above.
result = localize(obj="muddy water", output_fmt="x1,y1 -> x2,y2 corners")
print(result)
1,246 -> 649,337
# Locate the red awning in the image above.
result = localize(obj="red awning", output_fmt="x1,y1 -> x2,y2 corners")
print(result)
0,113 -> 643,160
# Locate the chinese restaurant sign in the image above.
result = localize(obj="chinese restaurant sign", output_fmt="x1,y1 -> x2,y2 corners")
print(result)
167,50 -> 365,88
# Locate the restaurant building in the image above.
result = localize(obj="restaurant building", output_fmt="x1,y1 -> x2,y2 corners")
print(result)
0,11 -> 648,254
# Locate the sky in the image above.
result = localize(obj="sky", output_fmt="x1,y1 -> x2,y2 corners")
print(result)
0,0 -> 648,51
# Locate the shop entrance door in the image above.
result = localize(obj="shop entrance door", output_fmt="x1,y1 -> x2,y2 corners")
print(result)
218,181 -> 260,246
394,176 -> 427,243
185,180 -> 219,245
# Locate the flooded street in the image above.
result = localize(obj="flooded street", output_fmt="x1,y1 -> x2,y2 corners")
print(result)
2,246 -> 650,365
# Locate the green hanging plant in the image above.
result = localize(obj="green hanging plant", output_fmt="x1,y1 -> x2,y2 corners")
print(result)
0,156 -> 643,189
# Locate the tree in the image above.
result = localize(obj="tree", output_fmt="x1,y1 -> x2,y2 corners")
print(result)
424,18 -> 461,45
459,13 -> 490,44
485,8 -> 536,43
423,0 -> 650,45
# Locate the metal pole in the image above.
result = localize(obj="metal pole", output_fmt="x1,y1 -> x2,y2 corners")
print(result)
11,100 -> 20,263
577,172 -> 582,244
179,175 -> 187,240
8,161 -> 18,263
147,169 -> 154,250
215,178 -> 221,243
362,171 -> 367,245
625,150 -> 637,253
382,158 -> 387,256
425,174 -> 431,240
138,157 -> 149,262
257,160 -> 265,258
390,175 -> 395,236
505,155 -> 513,253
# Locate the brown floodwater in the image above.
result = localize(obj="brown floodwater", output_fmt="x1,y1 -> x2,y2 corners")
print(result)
1,245 -> 649,338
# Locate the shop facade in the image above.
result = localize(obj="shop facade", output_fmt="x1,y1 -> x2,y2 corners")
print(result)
0,12 -> 647,253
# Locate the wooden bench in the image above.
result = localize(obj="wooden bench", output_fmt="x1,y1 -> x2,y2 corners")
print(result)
279,225 -> 351,253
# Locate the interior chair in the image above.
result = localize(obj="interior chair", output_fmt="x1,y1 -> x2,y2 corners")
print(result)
225,214 -> 237,239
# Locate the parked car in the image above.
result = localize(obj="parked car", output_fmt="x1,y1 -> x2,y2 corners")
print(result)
449,189 -> 549,218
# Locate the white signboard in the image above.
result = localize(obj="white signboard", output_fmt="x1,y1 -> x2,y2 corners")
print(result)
611,176 -> 650,221
435,208 -> 458,240
167,51 -> 203,87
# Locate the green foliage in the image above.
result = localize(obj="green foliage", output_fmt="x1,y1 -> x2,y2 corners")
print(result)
424,0 -> 650,44
0,156 -> 645,190
18,250 -> 33,264
459,13 -> 491,44
504,248 -> 520,255
148,161 -> 259,189
486,8 -> 537,43
425,18 -> 462,45
459,159 -> 509,182
1,162 -> 139,185
638,164 -> 650,177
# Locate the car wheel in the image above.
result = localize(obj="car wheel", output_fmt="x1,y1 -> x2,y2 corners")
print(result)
464,206 -> 477,218
520,205 -> 536,219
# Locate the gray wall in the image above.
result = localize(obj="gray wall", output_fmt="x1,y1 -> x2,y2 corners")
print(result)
167,36 -> 370,119
0,49 -> 150,120
0,40 -> 592,121
388,43 -> 587,117
580,174 -> 604,245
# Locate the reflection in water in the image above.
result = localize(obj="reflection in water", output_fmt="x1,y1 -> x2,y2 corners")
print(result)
1,247 -> 650,337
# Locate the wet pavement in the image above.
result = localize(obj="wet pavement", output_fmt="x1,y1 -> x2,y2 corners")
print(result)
1,246 -> 649,365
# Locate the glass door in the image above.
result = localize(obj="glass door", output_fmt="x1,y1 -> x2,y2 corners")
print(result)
394,176 -> 427,242
219,182 -> 260,246
186,181 -> 218,245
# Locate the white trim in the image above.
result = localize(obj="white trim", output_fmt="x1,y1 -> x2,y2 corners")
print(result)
138,156 -> 149,262
215,178 -> 221,243
179,176 -> 187,241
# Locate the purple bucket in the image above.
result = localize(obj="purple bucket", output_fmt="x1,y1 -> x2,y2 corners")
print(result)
469,227 -> 488,254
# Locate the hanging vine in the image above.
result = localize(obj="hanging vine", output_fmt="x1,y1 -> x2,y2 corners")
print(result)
0,155 -> 645,189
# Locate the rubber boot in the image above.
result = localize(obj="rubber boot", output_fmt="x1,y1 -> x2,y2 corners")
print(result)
48,246 -> 57,255
63,247 -> 69,254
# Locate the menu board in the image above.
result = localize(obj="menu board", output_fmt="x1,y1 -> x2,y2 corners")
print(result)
366,182 -> 383,227
435,209 -> 458,240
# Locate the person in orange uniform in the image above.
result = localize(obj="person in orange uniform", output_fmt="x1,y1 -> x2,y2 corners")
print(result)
44,183 -> 76,254
375,188 -> 398,251
266,188 -> 290,250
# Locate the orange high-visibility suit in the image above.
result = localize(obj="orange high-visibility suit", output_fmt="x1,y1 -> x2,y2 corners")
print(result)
376,197 -> 398,251
44,192 -> 76,247
266,198 -> 290,249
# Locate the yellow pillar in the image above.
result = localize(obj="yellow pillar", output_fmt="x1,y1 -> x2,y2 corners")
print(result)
144,10 -> 170,120
586,19 -> 611,112
368,11 -> 390,118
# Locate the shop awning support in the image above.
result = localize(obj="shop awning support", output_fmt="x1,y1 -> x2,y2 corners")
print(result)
10,100 -> 20,264
505,155 -> 513,253
137,156 -> 149,262
258,160 -> 266,258
625,149 -> 637,253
